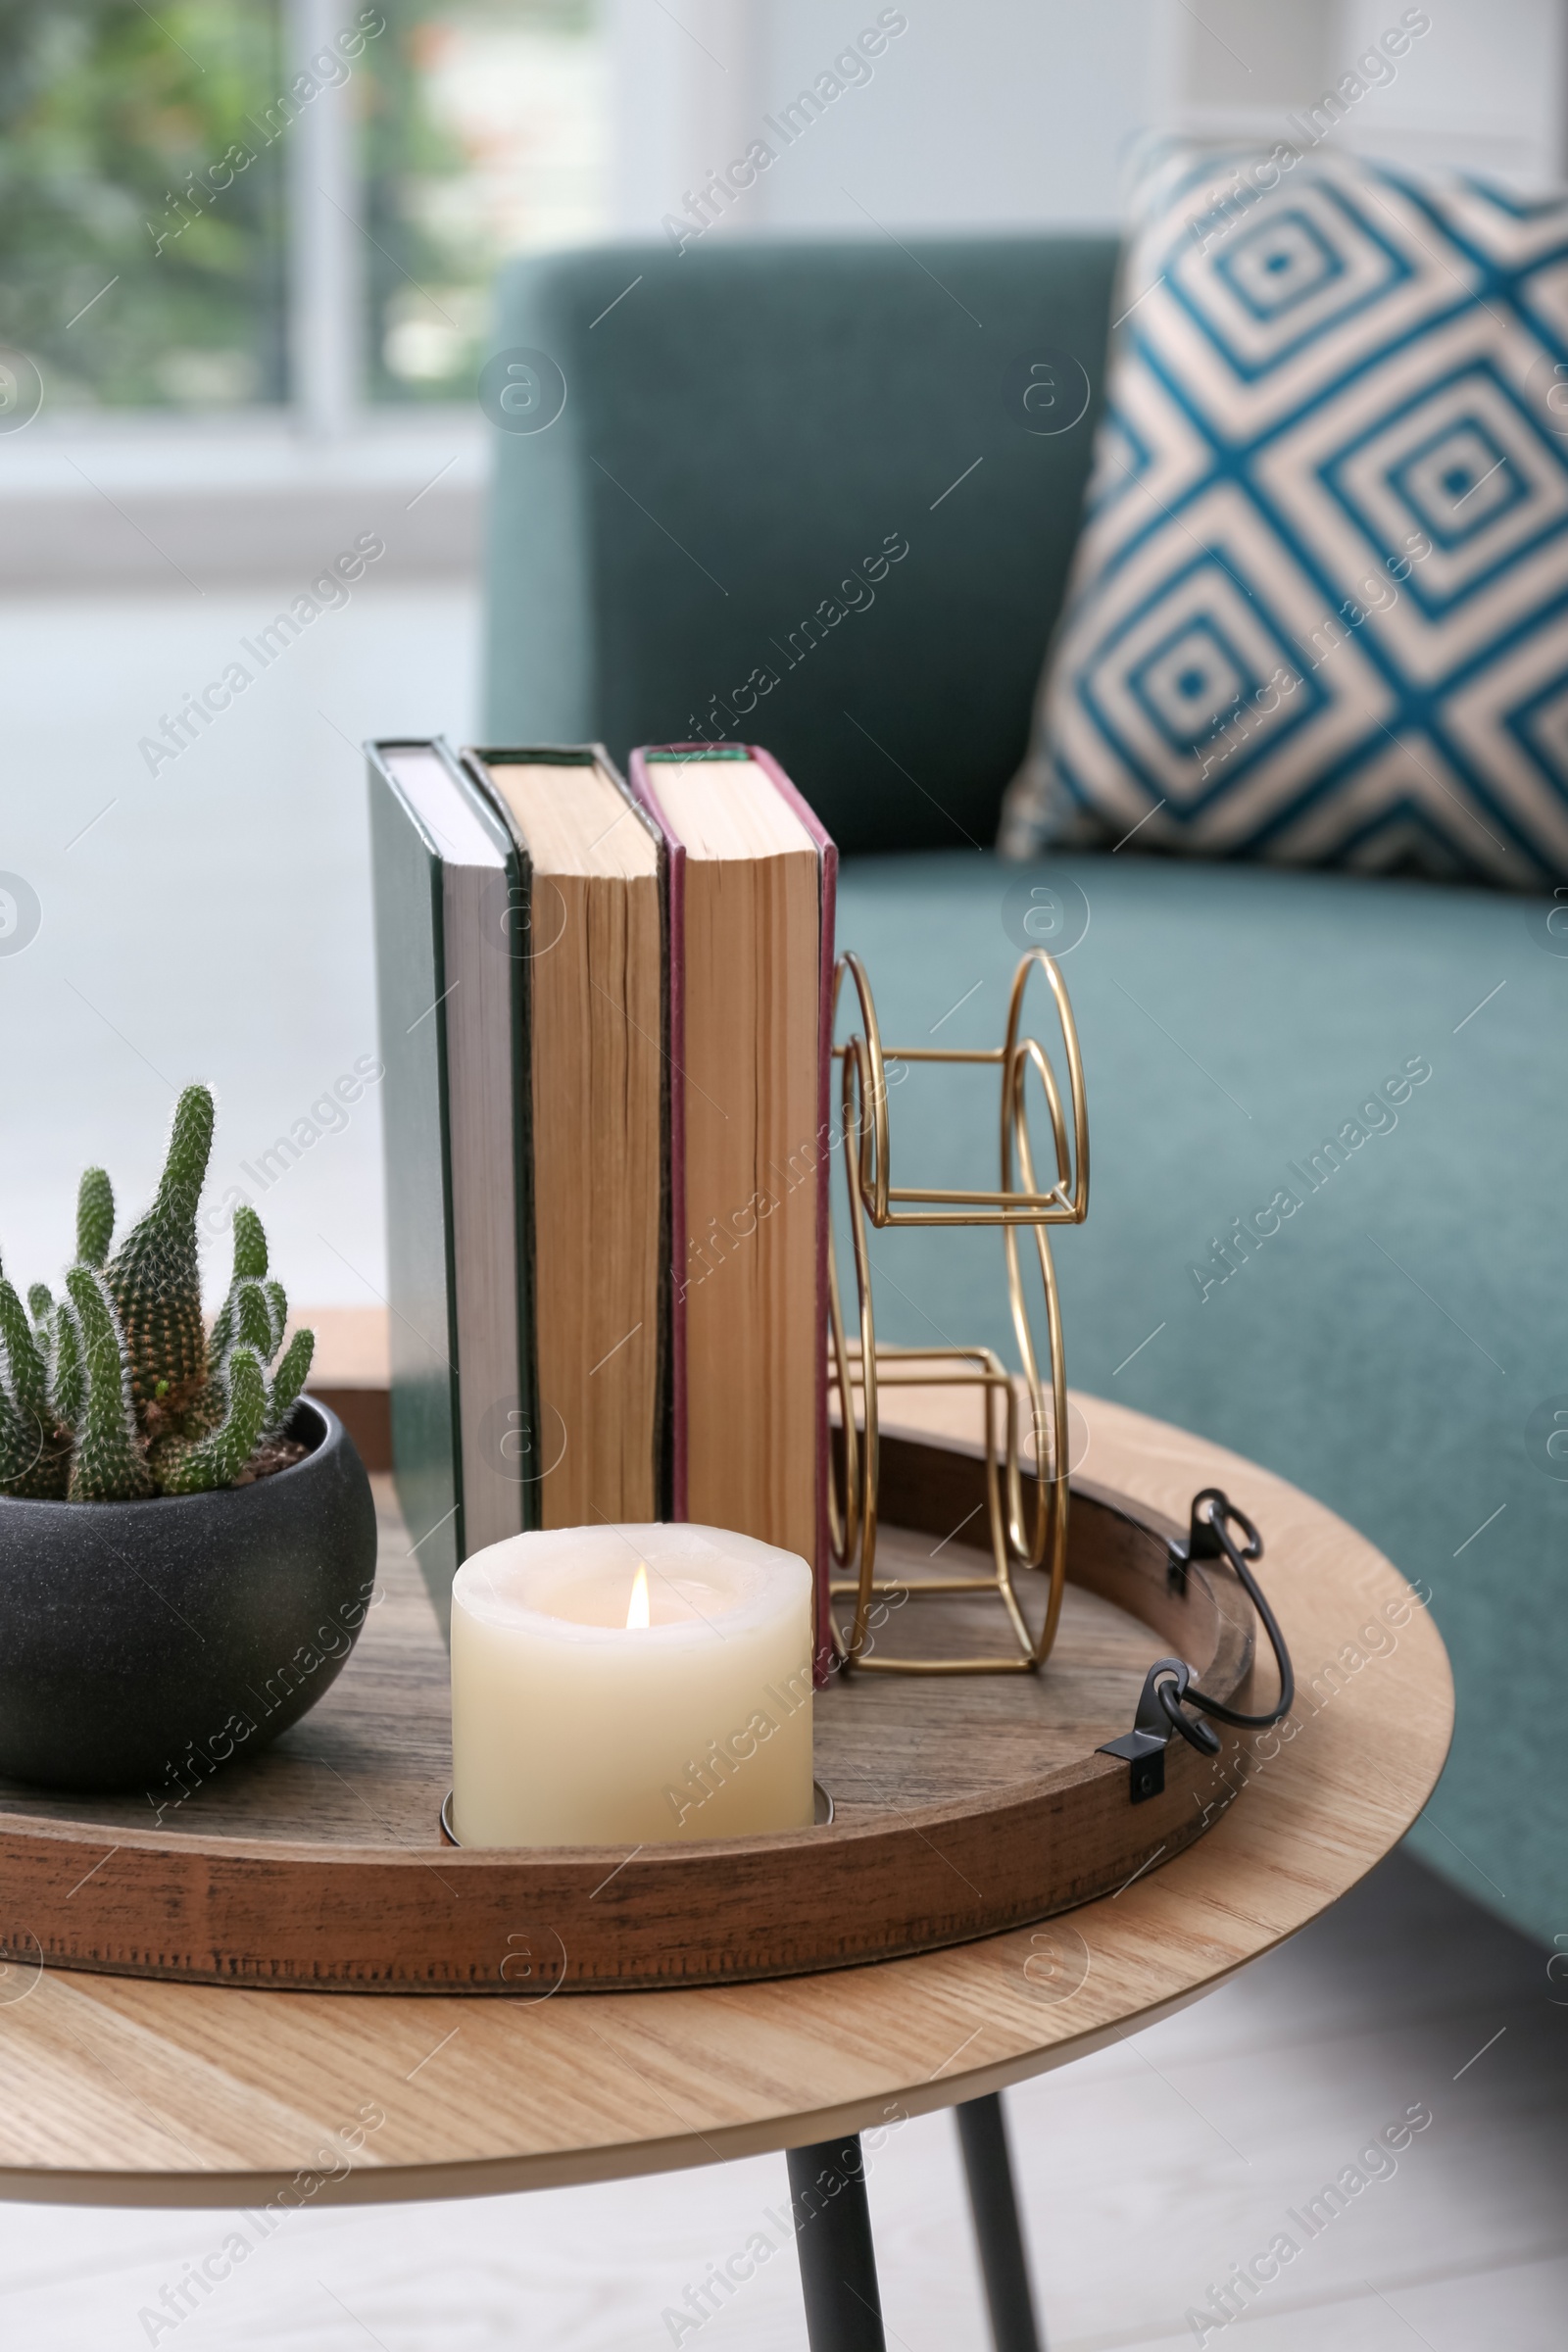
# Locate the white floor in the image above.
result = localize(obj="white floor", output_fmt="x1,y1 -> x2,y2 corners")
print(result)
1,1851 -> 1561,2350
0,581 -> 477,1313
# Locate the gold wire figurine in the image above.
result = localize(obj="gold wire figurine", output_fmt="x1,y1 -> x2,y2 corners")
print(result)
827,949 -> 1089,1674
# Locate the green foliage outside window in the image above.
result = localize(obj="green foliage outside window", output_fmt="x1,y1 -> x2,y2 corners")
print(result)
361,0 -> 600,404
0,0 -> 287,410
0,0 -> 602,414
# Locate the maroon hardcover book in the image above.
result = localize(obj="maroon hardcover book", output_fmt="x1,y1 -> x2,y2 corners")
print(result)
628,744 -> 837,1681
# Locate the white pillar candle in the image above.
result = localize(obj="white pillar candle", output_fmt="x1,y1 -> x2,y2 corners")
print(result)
450,1523 -> 815,1846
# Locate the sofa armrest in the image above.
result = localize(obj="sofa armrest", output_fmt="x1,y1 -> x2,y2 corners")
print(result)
484,234 -> 1117,852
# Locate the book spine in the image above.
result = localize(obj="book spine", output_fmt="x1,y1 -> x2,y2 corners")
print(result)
747,744 -> 839,1686
448,743 -> 542,1538
625,749 -> 689,1522
366,744 -> 465,1633
593,745 -> 674,1523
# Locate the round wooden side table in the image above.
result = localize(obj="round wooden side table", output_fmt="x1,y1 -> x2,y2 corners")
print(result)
0,1392 -> 1452,2352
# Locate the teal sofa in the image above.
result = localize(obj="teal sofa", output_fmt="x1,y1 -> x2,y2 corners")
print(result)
486,238 -> 1565,1946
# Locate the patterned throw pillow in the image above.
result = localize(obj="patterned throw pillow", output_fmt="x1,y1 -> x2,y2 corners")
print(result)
1001,145 -> 1568,885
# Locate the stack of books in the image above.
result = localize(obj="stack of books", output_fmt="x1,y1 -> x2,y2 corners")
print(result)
368,740 -> 836,1662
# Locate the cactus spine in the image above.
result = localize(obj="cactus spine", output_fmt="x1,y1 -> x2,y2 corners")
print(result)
266,1327 -> 315,1435
0,1278 -> 64,1496
49,1298 -> 86,1433
105,1085 -> 213,1419
0,1279 -> 50,1426
65,1266 -> 158,1501
207,1204 -> 266,1361
155,1347 -> 269,1495
76,1168 -> 114,1267
0,1092 -> 315,1502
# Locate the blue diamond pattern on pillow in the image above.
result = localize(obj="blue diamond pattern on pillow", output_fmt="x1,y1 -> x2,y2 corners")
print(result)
1001,146 -> 1568,884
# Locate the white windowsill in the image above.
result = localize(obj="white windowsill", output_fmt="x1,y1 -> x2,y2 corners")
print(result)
0,410 -> 489,590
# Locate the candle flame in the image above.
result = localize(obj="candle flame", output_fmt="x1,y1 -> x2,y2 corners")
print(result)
626,1561 -> 651,1630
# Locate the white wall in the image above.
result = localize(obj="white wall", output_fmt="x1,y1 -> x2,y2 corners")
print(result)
607,0 -> 769,233
607,0 -> 1568,255
608,0 -> 1160,240
1158,0 -> 1567,184
0,582 -> 478,1309
751,0 -> 1156,230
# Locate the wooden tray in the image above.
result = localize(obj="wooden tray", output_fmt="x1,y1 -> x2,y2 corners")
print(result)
0,1427 -> 1254,1994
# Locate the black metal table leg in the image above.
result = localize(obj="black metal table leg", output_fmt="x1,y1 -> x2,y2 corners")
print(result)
956,2092 -> 1044,2352
787,2132 -> 887,2351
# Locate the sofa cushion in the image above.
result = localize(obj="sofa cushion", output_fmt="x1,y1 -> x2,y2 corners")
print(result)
836,850 -> 1566,1943
1002,146 -> 1568,885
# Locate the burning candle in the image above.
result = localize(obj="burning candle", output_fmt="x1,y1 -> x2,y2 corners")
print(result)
449,1523 -> 814,1846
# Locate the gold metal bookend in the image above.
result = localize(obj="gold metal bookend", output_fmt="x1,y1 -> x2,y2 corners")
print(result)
827,949 -> 1089,1675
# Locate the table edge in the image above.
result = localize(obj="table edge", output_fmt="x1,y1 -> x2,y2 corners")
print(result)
0,1389 -> 1455,2204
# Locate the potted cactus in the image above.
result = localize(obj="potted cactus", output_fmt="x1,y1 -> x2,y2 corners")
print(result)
0,1085 -> 376,1795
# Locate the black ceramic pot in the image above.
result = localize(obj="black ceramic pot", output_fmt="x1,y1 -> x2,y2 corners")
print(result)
0,1397 -> 377,1796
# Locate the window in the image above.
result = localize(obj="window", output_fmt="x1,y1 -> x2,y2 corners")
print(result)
0,0 -> 607,426
365,0 -> 607,404
0,0 -> 287,411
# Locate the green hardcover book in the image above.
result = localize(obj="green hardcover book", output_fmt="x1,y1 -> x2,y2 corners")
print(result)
368,739 -> 534,1635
